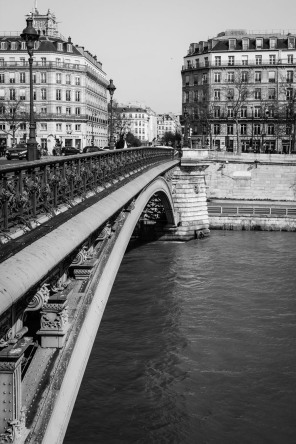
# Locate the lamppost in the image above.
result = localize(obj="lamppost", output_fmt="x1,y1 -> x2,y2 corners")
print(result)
91,111 -> 97,146
107,79 -> 116,150
182,109 -> 189,148
21,16 -> 39,161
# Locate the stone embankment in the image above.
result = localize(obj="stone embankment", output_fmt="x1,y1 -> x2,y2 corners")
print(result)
182,149 -> 296,231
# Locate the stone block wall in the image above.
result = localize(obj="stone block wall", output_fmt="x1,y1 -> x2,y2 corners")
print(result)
205,161 -> 296,201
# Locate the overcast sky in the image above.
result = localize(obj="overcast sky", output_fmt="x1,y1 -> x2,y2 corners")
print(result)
1,0 -> 296,114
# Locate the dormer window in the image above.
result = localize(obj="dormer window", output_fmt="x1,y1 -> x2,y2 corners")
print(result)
288,37 -> 295,49
242,38 -> 249,50
10,42 -> 17,50
21,42 -> 26,50
67,43 -> 72,52
229,39 -> 236,50
256,38 -> 263,49
0,42 -> 7,50
57,42 -> 63,51
34,41 -> 39,50
269,38 -> 277,49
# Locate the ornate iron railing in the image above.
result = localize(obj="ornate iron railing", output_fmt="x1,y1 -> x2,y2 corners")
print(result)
0,147 -> 175,238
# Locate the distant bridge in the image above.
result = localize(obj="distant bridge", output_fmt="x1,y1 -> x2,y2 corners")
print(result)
0,147 -> 209,443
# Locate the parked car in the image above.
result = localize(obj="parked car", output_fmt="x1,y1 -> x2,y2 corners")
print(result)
61,146 -> 81,156
82,145 -> 105,153
6,144 -> 41,161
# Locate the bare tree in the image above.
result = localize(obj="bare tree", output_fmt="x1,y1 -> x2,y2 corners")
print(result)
223,70 -> 251,154
0,100 -> 29,146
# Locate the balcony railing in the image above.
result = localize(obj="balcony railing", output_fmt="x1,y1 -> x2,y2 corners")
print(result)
0,147 -> 175,240
182,59 -> 296,70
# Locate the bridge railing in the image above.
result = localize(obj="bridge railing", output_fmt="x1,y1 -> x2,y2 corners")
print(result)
0,147 -> 174,237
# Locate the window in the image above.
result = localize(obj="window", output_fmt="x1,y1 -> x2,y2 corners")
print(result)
229,39 -> 236,50
185,75 -> 189,86
193,75 -> 198,85
0,89 -> 5,100
227,89 -> 234,100
288,54 -> 294,64
75,107 -> 81,115
242,39 -> 249,51
269,55 -> 276,64
65,59 -> 70,68
20,57 -> 26,65
10,89 -> 15,100
254,107 -> 261,117
66,107 -> 71,115
268,71 -> 275,83
41,88 -> 47,100
287,70 -> 293,82
255,71 -> 261,82
0,59 -> 4,66
267,124 -> 274,135
270,38 -> 276,49
56,123 -> 62,131
215,56 -> 221,66
227,124 -> 234,135
21,42 -> 26,50
202,73 -> 208,84
213,124 -> 220,134
256,38 -> 263,49
65,74 -> 70,85
240,124 -> 247,135
41,73 -> 46,83
241,107 -> 247,118
214,72 -> 221,83
41,57 -> 46,66
9,73 -> 15,84
228,56 -> 235,66
0,124 -> 5,130
75,76 -> 80,86
254,124 -> 261,135
56,89 -> 61,100
56,58 -> 61,66
268,88 -> 276,99
20,72 -> 26,84
187,60 -> 191,69
255,88 -> 261,99
41,107 -> 47,114
66,124 -> 72,132
288,37 -> 295,49
56,73 -> 61,84
19,123 -> 26,130
204,57 -> 209,67
227,107 -> 234,118
56,106 -> 62,114
75,124 -> 81,131
194,91 -> 198,102
0,73 -> 4,83
67,43 -> 72,52
242,55 -> 248,66
0,42 -> 6,50
286,124 -> 292,135
286,88 -> 293,100
227,72 -> 234,82
66,90 -> 71,101
195,59 -> 199,67
214,107 -> 220,118
41,123 -> 47,131
57,42 -> 63,51
255,55 -> 262,65
214,89 -> 220,100
242,71 -> 248,82
19,89 -> 25,100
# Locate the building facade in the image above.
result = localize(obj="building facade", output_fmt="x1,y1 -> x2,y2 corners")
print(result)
116,103 -> 158,144
181,29 -> 296,153
0,7 -> 109,153
157,113 -> 181,142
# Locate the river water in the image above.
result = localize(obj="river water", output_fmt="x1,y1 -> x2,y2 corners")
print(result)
64,231 -> 296,444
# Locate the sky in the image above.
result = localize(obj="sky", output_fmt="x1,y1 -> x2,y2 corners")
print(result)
1,0 -> 296,114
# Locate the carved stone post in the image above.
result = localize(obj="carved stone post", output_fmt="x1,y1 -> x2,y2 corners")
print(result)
0,337 -> 33,435
37,294 -> 69,348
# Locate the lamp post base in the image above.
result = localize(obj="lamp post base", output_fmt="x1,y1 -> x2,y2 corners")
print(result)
27,140 -> 38,161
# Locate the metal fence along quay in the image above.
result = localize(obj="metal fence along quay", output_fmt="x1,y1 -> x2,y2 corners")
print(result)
0,147 -> 174,238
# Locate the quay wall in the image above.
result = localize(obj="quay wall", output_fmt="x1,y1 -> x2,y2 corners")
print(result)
205,158 -> 296,201
209,215 -> 296,231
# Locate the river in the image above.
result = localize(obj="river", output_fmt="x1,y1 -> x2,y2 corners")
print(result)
64,231 -> 296,444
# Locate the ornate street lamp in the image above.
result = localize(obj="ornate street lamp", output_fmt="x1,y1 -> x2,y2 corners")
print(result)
21,16 -> 39,161
107,79 -> 116,150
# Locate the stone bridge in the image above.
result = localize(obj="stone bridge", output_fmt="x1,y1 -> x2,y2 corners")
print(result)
0,147 -> 209,443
